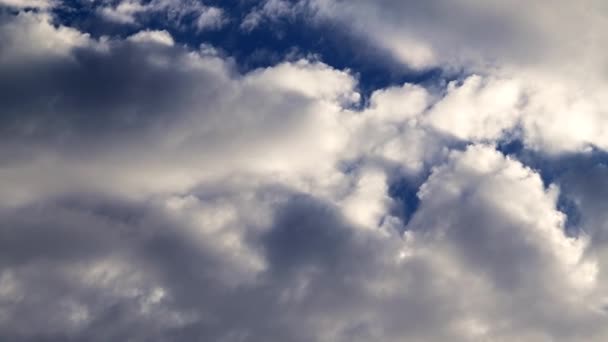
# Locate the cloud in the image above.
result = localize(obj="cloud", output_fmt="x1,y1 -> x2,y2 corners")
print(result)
1,4 -> 608,342
424,75 -> 523,141
98,0 -> 227,31
241,0 -> 308,32
195,6 -> 226,32
0,11 -> 364,209
305,0 -> 607,73
413,145 -> 596,294
98,0 -> 147,24
0,11 -> 91,63
247,0 -> 608,153
2,145 -> 605,340
402,145 -> 603,340
127,29 -> 174,46
0,0 -> 53,8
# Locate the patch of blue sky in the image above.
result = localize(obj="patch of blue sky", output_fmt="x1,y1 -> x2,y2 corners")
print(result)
51,0 -> 455,99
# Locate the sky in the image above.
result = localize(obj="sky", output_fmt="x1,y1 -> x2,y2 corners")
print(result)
1,0 -> 608,341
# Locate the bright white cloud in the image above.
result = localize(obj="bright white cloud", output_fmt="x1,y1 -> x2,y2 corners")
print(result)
0,11 -> 91,63
424,75 -> 523,141
99,0 -> 146,24
253,0 -> 608,153
0,0 -> 53,8
127,29 -> 174,46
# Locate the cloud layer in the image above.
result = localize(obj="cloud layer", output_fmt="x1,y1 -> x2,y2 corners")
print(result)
1,2 -> 608,341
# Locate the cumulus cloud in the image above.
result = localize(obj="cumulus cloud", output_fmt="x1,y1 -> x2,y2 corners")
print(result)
306,0 -> 608,73
0,0 -> 53,8
0,11 -> 91,63
1,2 -> 608,342
252,0 -> 608,153
405,145 -> 604,341
424,75 -> 523,142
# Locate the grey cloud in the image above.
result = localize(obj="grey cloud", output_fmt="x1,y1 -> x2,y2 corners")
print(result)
0,32 -> 225,150
3,154 -> 601,341
308,0 -> 608,71
0,189 -> 441,341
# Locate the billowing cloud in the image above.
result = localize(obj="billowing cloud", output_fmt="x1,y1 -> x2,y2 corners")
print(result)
0,0 -> 53,8
306,0 -> 608,73
250,0 -> 608,154
1,2 -> 608,342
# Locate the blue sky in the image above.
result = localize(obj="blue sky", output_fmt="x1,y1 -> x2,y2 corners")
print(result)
1,1 -> 608,341
52,0 -> 453,97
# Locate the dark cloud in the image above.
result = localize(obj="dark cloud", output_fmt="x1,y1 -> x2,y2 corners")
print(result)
0,189 -> 410,341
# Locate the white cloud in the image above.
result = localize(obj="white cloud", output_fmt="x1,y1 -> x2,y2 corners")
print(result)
127,29 -> 174,46
341,168 -> 391,228
308,0 -> 608,74
416,72 -> 608,154
424,75 -> 523,141
0,14 -> 362,207
99,0 -> 146,24
99,0 -> 227,31
2,4 -> 608,342
0,11 -> 91,63
0,0 -> 53,8
518,76 -> 608,154
195,6 -> 226,31
343,84 -> 447,174
414,145 -> 596,293
241,0 -> 305,31
248,0 -> 608,154
406,145 -> 603,339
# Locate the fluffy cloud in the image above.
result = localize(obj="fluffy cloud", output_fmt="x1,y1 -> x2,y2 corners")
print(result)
1,3 -> 608,342
307,0 -> 608,73
251,0 -> 608,154
127,29 -> 174,45
404,145 -> 604,341
0,11 -> 360,204
0,11 -> 91,63
0,0 -> 53,8
195,6 -> 226,32
98,0 -> 147,24
424,76 -> 523,142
